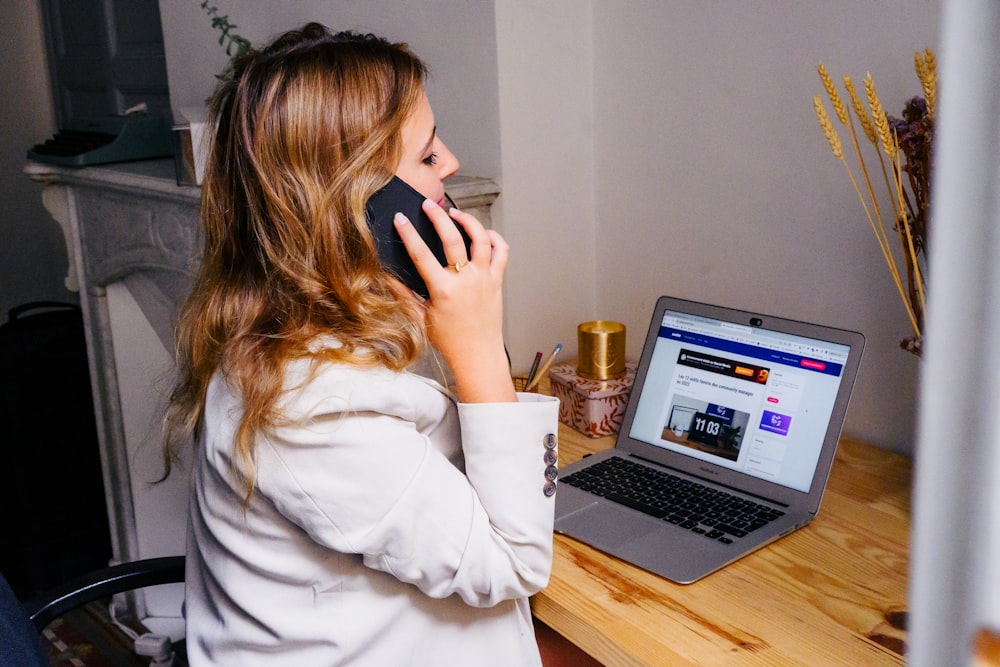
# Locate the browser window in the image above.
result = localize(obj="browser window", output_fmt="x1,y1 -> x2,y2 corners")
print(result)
628,311 -> 851,493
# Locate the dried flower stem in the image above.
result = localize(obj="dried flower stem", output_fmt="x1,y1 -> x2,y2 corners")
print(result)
814,96 -> 919,337
866,74 -> 895,162
813,96 -> 842,158
892,140 -> 927,314
818,64 -> 848,125
844,74 -> 902,231
844,76 -> 877,145
814,52 -> 935,351
862,73 -> 917,240
849,155 -> 922,338
915,49 -> 937,119
821,68 -> 883,224
815,65 -> 929,341
864,73 -> 917,256
846,83 -> 888,220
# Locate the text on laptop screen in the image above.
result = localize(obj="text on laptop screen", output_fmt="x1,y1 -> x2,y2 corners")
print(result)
627,310 -> 852,493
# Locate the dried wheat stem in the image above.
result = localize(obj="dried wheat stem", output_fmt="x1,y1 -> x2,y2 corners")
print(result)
821,120 -> 898,302
844,73 -> 896,228
866,73 -> 896,163
863,71 -> 905,230
843,98 -> 883,223
825,72 -> 885,236
867,132 -> 922,338
826,133 -> 917,335
816,62 -> 926,341
813,96 -> 843,158
866,196 -> 906,307
926,49 -> 937,117
858,80 -> 897,235
843,158 -> 920,337
816,93 -> 896,295
844,76 -> 877,146
867,189 -> 908,328
914,52 -> 927,90
818,63 -> 848,125
917,48 -> 937,119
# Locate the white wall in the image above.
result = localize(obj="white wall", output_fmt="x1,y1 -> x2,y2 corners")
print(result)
588,1 -> 938,453
494,0 -> 597,373
493,0 -> 938,453
158,0 -> 501,179
159,1 -> 941,453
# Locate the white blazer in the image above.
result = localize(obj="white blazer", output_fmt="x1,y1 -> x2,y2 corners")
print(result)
184,348 -> 561,666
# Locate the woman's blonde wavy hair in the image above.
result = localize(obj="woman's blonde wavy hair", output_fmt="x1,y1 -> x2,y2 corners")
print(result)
165,23 -> 427,499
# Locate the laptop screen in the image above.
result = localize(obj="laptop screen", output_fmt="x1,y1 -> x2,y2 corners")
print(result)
627,309 -> 853,493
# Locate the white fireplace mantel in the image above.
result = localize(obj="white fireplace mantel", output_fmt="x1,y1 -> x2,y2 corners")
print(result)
25,158 -> 500,635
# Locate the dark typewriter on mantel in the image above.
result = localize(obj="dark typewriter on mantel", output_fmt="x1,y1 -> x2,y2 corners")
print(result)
27,112 -> 173,167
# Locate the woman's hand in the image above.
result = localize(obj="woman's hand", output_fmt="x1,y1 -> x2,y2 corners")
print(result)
394,199 -> 516,403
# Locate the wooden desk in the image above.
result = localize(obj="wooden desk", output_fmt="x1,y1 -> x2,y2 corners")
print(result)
532,422 -> 912,666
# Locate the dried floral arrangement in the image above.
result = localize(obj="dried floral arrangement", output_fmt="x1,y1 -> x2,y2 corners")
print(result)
813,50 -> 936,356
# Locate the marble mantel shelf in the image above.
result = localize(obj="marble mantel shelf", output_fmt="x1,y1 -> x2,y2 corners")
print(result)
25,158 -> 499,300
26,158 -> 499,204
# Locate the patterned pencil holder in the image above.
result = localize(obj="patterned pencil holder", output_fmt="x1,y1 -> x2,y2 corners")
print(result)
549,360 -> 637,437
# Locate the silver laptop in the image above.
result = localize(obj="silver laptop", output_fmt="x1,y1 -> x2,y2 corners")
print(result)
554,295 -> 865,584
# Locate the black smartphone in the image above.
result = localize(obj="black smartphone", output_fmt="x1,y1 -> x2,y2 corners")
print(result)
365,176 -> 471,299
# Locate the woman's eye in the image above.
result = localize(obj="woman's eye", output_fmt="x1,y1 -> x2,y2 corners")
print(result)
422,152 -> 439,166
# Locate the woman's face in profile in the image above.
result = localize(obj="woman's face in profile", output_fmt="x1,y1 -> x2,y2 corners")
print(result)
395,90 -> 460,206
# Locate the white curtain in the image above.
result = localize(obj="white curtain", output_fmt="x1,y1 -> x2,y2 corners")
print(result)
909,0 -> 1000,664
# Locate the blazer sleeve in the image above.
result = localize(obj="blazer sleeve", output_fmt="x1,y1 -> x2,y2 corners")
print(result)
253,365 -> 561,608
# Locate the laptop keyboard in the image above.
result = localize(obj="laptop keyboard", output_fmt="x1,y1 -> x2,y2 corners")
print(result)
561,456 -> 785,544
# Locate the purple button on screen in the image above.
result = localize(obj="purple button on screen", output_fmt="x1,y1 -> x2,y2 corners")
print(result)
760,410 -> 791,436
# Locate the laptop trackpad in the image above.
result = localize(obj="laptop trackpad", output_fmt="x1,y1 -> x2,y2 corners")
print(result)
557,503 -> 654,548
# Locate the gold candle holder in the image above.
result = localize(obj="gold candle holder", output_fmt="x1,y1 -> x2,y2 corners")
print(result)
577,320 -> 626,380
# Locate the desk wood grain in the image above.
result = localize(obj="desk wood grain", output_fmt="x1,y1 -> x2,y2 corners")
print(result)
532,421 -> 912,666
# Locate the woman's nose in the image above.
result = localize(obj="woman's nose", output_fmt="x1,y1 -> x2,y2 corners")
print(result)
437,141 -> 460,179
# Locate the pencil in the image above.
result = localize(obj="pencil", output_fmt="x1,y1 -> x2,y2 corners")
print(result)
524,351 -> 543,389
525,343 -> 563,392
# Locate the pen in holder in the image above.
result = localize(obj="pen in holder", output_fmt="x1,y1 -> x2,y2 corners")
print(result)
513,375 -> 533,392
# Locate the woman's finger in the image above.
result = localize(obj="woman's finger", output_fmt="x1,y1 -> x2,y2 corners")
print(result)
393,212 -> 447,281
420,199 -> 480,267
436,204 -> 494,266
484,228 -> 510,274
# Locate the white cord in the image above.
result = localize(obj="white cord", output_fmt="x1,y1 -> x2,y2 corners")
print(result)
107,599 -> 139,640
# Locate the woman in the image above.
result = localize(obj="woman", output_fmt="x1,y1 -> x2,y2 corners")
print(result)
166,23 -> 560,666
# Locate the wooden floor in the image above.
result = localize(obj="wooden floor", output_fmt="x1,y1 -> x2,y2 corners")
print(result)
40,600 -> 588,666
